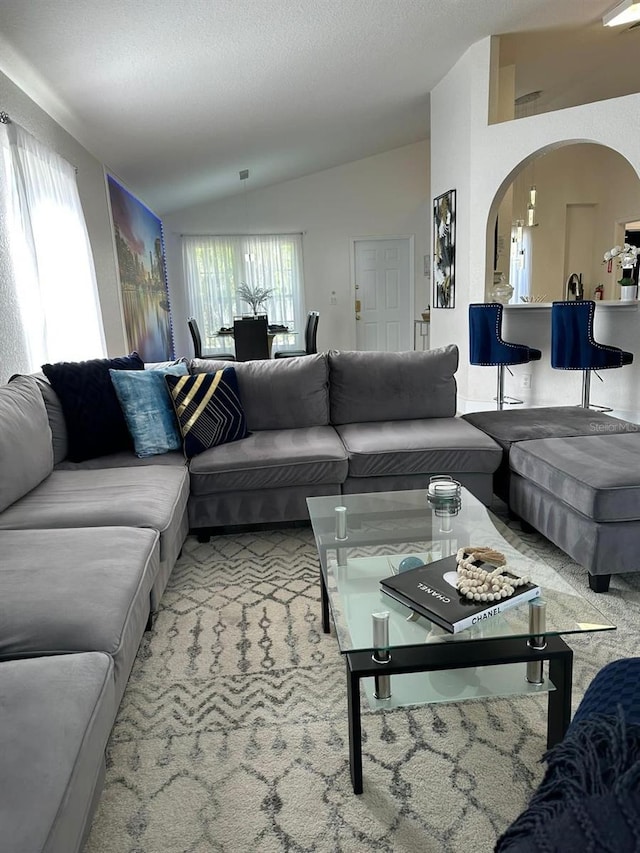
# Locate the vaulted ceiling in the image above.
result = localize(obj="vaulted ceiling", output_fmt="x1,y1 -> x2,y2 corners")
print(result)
0,0 -> 623,214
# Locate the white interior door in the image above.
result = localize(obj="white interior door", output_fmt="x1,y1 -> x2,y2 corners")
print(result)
354,238 -> 413,351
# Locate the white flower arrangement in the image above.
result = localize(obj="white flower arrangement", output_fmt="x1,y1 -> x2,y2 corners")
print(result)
603,243 -> 639,270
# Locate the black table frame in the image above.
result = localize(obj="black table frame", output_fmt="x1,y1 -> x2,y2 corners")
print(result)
320,570 -> 573,795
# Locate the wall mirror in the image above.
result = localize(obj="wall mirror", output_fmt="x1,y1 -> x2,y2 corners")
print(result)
492,142 -> 640,304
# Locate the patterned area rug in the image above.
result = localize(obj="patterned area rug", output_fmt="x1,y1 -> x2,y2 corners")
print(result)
85,506 -> 640,853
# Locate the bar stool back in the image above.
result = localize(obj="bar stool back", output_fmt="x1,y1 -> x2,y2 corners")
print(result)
469,303 -> 542,410
551,300 -> 633,410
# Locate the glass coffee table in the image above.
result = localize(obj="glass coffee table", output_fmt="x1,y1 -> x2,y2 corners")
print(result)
306,485 -> 615,794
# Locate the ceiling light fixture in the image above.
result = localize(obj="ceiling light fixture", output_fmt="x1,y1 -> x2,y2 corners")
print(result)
603,0 -> 640,27
240,169 -> 255,263
527,184 -> 537,226
514,91 -> 542,229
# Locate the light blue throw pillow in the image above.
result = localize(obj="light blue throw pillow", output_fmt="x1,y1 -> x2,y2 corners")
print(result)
110,364 -> 188,457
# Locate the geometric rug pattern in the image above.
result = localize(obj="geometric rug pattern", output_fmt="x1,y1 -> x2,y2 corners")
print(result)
85,506 -> 640,852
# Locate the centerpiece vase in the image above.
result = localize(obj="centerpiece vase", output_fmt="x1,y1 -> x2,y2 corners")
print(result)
620,285 -> 638,302
619,270 -> 638,301
490,271 -> 514,305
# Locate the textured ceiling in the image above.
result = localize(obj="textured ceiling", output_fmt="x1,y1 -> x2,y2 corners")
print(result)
0,0 -> 613,214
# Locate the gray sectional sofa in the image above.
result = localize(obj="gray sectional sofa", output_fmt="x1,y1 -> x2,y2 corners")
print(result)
0,374 -> 189,853
188,346 -> 502,534
0,344 -> 501,853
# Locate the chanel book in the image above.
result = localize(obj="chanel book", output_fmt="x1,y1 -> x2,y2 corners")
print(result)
380,554 -> 541,634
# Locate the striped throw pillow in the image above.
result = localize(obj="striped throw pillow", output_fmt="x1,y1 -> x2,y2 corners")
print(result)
165,368 -> 249,458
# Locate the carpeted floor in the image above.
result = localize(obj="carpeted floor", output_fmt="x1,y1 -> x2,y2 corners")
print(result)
85,506 -> 640,853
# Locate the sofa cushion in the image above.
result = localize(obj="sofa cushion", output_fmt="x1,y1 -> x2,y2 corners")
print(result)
166,368 -> 249,458
328,345 -> 458,425
188,426 -> 348,494
0,527 -> 159,702
335,417 -> 502,478
0,652 -> 114,853
55,449 -> 186,470
32,372 -> 69,464
510,433 -> 640,522
1,375 -> 53,513
110,363 -> 188,457
42,352 -> 144,462
460,406 -> 638,503
461,406 -> 636,452
0,465 -> 189,563
189,353 -> 330,430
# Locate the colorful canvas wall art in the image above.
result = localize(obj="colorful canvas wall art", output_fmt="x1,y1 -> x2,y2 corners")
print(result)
433,189 -> 456,309
107,175 -> 174,361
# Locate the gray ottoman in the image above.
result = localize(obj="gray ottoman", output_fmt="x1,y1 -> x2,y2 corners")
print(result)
462,407 -> 636,502
0,652 -> 114,853
509,431 -> 640,591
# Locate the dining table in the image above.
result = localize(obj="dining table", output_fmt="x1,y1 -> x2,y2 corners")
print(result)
216,324 -> 297,358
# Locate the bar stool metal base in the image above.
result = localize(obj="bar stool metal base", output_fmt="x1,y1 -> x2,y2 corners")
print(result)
494,395 -> 524,408
580,369 -> 612,412
495,364 -> 524,410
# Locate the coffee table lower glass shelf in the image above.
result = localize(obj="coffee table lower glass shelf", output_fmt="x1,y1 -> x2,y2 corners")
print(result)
306,487 -> 615,794
361,662 -> 552,711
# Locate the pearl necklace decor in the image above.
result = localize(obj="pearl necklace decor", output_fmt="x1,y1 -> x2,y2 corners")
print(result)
455,546 -> 529,602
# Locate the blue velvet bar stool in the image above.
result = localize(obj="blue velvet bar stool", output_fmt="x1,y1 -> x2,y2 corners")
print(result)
469,303 -> 542,410
551,300 -> 633,410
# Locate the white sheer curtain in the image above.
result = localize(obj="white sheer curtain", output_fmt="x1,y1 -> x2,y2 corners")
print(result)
182,233 -> 305,353
0,122 -> 105,371
0,127 -> 29,380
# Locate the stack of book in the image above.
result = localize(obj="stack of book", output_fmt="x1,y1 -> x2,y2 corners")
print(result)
380,554 -> 541,634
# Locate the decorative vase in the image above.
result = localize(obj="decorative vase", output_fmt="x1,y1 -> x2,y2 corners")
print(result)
620,285 -> 638,302
490,271 -> 514,305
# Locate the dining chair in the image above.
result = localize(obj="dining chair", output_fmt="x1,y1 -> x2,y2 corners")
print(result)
187,317 -> 235,361
233,316 -> 270,361
274,311 -> 319,358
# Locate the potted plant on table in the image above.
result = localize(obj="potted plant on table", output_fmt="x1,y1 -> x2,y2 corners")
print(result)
237,281 -> 274,315
603,243 -> 639,302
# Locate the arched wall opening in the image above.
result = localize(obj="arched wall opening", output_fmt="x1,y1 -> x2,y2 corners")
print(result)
485,141 -> 640,304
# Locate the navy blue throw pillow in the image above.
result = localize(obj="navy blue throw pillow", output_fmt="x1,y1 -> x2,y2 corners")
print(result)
165,368 -> 249,458
42,353 -> 145,461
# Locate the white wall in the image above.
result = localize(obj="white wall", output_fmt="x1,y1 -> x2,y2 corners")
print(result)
429,43 -> 475,401
430,37 -> 640,412
163,142 -> 430,358
0,69 -> 126,380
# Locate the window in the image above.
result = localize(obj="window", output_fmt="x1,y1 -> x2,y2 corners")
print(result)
182,234 -> 305,352
509,225 -> 533,304
0,121 -> 106,372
